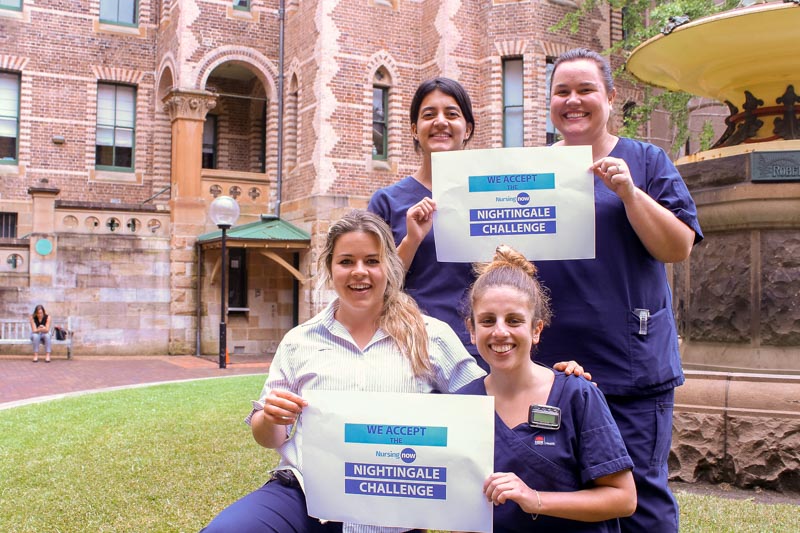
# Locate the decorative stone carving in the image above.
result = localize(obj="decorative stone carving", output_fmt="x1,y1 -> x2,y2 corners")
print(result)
162,90 -> 217,122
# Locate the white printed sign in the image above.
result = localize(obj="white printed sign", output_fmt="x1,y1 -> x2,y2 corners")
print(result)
302,390 -> 494,532
432,145 -> 595,262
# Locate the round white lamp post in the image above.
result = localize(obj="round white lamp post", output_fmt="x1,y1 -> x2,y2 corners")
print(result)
209,195 -> 240,369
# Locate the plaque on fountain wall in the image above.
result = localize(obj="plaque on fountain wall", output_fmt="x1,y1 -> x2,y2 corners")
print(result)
751,151 -> 800,182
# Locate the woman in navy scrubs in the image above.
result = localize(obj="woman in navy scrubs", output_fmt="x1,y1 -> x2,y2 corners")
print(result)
535,48 -> 703,532
459,245 -> 636,532
368,77 -> 484,369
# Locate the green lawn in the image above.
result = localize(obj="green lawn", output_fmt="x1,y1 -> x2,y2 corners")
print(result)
1,376 -> 797,532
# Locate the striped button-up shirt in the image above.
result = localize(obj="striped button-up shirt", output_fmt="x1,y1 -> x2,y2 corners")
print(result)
248,299 -> 485,533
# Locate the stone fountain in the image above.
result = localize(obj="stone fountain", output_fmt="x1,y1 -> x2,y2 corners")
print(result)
626,1 -> 800,492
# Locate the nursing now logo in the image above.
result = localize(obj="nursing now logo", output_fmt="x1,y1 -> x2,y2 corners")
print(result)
516,192 -> 530,205
400,448 -> 416,463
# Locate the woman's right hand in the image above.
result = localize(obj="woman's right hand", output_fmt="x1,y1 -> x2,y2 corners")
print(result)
262,389 -> 307,425
405,198 -> 436,245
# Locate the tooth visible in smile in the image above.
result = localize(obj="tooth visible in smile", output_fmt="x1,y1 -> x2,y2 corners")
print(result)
350,284 -> 370,290
565,112 -> 588,118
491,344 -> 513,353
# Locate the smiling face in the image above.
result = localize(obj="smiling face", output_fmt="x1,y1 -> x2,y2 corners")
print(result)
411,89 -> 473,155
330,230 -> 388,321
550,58 -> 616,146
469,286 -> 544,372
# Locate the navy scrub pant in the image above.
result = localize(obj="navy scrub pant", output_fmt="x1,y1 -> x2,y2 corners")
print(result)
201,480 -> 343,533
606,389 -> 679,533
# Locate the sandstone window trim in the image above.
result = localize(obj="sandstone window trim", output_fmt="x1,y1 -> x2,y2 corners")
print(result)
0,70 -> 20,165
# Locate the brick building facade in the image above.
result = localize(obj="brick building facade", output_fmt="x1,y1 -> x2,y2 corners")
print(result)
1,0 -> 626,356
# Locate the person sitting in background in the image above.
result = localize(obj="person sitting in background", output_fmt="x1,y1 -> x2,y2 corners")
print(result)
29,304 -> 52,363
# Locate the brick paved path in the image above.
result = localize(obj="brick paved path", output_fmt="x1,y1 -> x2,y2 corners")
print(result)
0,355 -> 270,409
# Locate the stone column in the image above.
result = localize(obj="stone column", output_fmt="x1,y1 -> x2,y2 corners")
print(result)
26,181 -> 60,290
162,90 -> 216,354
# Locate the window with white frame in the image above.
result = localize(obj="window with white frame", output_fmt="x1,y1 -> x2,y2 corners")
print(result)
0,71 -> 19,163
233,0 -> 250,10
502,58 -> 524,147
100,0 -> 137,25
96,83 -> 136,170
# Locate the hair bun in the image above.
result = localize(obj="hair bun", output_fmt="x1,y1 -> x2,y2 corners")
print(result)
492,244 -> 537,277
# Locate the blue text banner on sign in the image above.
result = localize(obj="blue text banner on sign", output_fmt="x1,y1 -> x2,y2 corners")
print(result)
344,424 -> 448,446
302,390 -> 494,532
432,146 -> 595,262
468,172 -> 556,192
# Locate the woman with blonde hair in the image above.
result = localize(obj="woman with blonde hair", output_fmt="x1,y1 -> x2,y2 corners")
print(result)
203,209 -> 485,533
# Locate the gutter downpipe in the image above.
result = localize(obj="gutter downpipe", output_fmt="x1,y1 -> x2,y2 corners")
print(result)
275,0 -> 285,218
196,241 -> 203,356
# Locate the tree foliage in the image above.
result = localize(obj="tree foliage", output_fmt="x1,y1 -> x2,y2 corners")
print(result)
552,0 -> 740,156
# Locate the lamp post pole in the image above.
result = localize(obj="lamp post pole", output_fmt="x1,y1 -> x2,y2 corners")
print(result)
208,195 -> 240,370
218,223 -> 230,369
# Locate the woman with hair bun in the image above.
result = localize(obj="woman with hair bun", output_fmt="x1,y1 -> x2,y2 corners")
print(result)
458,245 -> 636,532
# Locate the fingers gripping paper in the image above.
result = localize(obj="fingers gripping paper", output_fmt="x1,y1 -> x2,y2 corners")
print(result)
432,145 -> 595,262
302,391 -> 494,532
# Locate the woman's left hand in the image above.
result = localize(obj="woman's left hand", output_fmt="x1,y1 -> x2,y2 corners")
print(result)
593,157 -> 635,201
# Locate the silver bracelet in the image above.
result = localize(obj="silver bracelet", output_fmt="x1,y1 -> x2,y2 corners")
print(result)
530,488 -> 541,521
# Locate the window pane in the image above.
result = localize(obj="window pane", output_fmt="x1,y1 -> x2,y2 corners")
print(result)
372,123 -> 386,157
97,85 -> 116,125
0,117 -> 15,137
203,117 -> 216,145
116,86 -> 135,128
504,107 -> 523,148
96,126 -> 114,146
545,60 -> 557,139
372,87 -> 387,159
119,0 -> 136,24
99,0 -> 117,21
0,0 -> 24,9
0,135 -> 16,160
503,59 -> 523,107
0,72 -> 19,118
96,145 -> 114,166
372,88 -> 385,122
115,145 -> 133,168
115,127 -> 133,148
